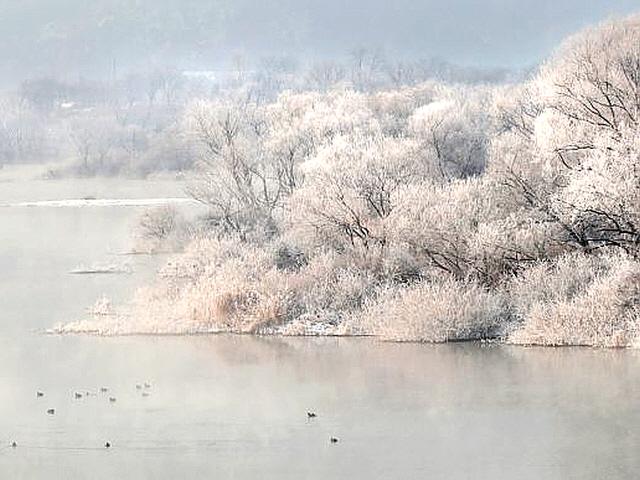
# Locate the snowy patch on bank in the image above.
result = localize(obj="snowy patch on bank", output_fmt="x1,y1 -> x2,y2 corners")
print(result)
69,262 -> 133,275
0,198 -> 198,208
51,314 -> 347,337
50,315 -> 226,336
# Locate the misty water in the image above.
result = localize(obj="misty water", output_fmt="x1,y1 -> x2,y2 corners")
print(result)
2,175 -> 640,479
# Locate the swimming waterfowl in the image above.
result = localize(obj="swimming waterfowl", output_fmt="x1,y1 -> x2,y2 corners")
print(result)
135,384 -> 142,390
36,391 -> 44,398
307,412 -> 317,418
10,442 -> 17,448
144,382 -> 151,389
330,437 -> 339,443
47,408 -> 55,415
100,387 -> 108,393
105,442 -> 111,448
142,392 -> 150,397
74,392 -> 83,399
109,397 -> 117,403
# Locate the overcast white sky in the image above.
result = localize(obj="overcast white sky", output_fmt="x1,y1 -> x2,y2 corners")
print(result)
0,0 -> 638,80
357,0 -> 635,65
238,0 -> 640,66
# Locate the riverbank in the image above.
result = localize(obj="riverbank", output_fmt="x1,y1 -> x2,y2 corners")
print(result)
52,246 -> 640,348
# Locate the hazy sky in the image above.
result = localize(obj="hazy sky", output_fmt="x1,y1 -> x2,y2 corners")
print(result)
292,0 -> 639,66
0,0 -> 638,80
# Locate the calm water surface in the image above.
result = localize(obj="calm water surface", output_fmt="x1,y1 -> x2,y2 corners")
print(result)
1,175 -> 640,479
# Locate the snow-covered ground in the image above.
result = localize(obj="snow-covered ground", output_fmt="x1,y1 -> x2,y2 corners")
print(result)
69,262 -> 133,274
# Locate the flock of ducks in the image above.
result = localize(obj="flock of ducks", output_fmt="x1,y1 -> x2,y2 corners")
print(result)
40,383 -> 151,410
8,394 -> 339,449
9,383 -> 153,449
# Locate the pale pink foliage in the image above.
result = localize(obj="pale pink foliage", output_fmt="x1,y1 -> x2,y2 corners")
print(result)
66,15 -> 640,346
352,277 -> 505,342
509,252 -> 640,347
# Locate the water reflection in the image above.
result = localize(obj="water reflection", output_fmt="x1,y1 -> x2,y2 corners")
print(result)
2,334 -> 639,479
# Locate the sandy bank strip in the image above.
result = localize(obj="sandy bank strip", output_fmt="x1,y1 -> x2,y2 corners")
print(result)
0,198 -> 199,208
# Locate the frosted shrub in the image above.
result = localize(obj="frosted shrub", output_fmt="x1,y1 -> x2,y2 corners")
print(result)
133,126 -> 195,176
65,110 -> 129,176
367,84 -> 436,136
87,296 -> 114,317
467,211 -> 565,281
134,205 -> 190,253
121,240 -> 290,334
271,90 -> 380,144
352,277 -> 506,342
492,83 -> 543,140
507,252 -> 613,315
67,240 -> 382,336
166,258 -> 284,333
508,252 -> 640,347
273,243 -> 308,271
387,178 -> 494,280
409,88 -> 491,180
295,254 -> 378,314
271,252 -> 381,335
153,246 -> 381,335
387,172 -> 565,284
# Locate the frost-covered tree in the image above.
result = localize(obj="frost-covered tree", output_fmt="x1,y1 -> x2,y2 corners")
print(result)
409,87 -> 491,180
0,95 -> 47,163
554,129 -> 640,253
533,15 -> 640,169
287,134 -> 421,261
305,61 -> 347,91
66,110 -> 125,174
185,98 -> 281,238
496,16 -> 640,255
